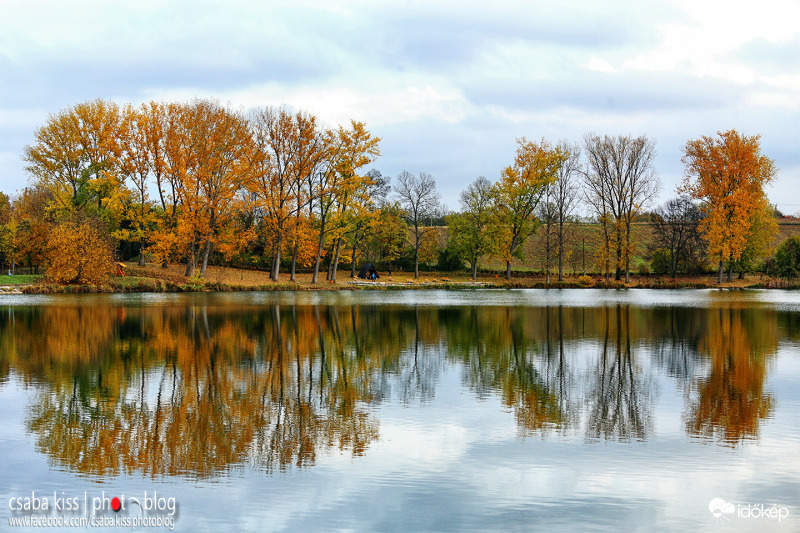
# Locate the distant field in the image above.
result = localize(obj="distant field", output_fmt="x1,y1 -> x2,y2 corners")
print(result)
482,220 -> 800,275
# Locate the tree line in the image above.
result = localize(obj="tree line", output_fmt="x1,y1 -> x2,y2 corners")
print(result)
0,98 -> 785,284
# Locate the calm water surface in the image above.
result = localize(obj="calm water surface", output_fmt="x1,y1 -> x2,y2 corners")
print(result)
1,289 -> 799,532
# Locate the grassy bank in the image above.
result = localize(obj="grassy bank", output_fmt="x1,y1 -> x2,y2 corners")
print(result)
3,262 -> 796,294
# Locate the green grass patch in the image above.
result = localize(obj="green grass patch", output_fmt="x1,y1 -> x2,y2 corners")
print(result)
0,274 -> 44,285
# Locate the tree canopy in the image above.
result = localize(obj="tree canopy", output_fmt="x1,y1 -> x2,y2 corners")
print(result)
681,130 -> 777,283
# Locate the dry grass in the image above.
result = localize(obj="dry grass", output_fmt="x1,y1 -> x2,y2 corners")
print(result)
131,263 -> 492,287
125,262 -> 775,290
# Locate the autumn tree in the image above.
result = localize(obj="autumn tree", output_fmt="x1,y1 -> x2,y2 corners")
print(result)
45,215 -> 115,284
7,186 -> 52,273
249,106 -> 325,281
493,137 -> 566,280
583,134 -> 660,282
175,100 -> 254,278
448,176 -> 494,280
394,171 -> 443,278
730,197 -> 778,279
310,122 -> 380,283
681,130 -> 777,283
147,101 -> 185,267
24,100 -> 123,217
118,103 -> 158,265
0,193 -> 11,271
326,123 -> 381,282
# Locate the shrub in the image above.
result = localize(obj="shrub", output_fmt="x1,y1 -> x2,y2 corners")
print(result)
578,274 -> 594,286
650,248 -> 671,276
773,236 -> 800,281
185,276 -> 206,291
436,240 -> 466,271
45,216 -> 115,285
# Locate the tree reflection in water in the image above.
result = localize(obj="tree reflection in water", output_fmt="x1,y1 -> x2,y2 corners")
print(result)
8,305 -> 398,477
0,296 -> 781,478
685,306 -> 776,446
584,305 -> 653,442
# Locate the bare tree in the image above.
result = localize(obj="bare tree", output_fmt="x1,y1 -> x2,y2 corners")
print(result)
394,171 -> 443,278
651,195 -> 706,278
554,141 -> 582,281
537,184 -> 557,285
582,134 -> 660,282
348,168 -> 392,278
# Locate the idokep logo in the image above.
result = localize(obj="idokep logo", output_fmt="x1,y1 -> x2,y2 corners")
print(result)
708,498 -> 735,522
708,497 -> 790,524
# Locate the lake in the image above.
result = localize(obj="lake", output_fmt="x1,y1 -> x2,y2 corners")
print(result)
1,289 -> 799,532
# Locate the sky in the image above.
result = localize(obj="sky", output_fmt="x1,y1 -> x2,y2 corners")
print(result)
1,0 -> 799,214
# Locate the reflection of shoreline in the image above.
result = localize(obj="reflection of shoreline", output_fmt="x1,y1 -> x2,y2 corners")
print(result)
0,300 -> 781,478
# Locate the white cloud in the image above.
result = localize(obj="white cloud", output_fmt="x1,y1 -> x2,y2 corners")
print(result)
147,78 -> 472,129
585,57 -> 618,74
1,0 -> 799,208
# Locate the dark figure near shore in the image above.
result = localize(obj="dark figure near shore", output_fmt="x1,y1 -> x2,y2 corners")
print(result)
357,264 -> 380,280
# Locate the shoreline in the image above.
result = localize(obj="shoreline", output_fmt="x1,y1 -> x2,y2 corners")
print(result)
0,278 -> 794,295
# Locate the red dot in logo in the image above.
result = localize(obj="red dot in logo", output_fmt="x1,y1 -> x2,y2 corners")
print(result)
111,497 -> 121,512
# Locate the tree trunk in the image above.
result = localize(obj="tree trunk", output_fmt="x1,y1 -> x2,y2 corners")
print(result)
670,252 -> 677,280
331,238 -> 342,283
545,227 -> 551,286
271,233 -> 282,282
414,234 -> 420,279
624,221 -> 632,283
472,261 -> 478,281
200,239 -> 211,278
505,260 -> 511,280
717,260 -> 724,284
312,225 -> 325,284
326,240 -> 336,281
290,242 -> 299,282
185,242 -> 196,277
351,246 -> 357,278
728,262 -> 733,282
138,239 -> 146,266
582,238 -> 586,276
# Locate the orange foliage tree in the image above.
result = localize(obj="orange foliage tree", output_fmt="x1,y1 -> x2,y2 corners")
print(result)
681,130 -> 777,283
45,216 -> 115,284
311,121 -> 380,283
249,107 -> 325,282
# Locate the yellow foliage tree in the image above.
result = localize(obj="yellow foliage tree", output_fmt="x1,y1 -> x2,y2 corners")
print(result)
493,137 -> 566,280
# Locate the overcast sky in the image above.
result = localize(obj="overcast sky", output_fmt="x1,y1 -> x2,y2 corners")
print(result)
2,0 -> 799,213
